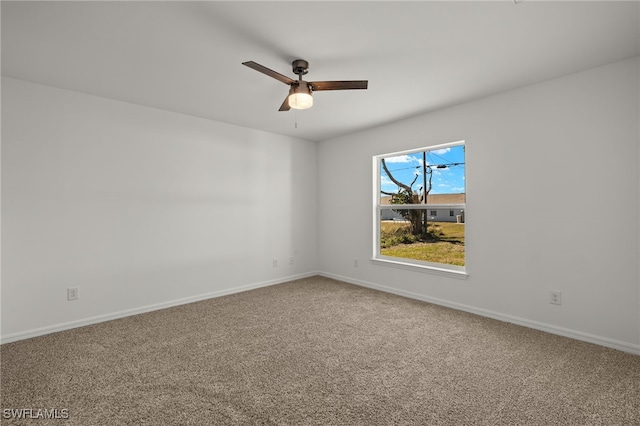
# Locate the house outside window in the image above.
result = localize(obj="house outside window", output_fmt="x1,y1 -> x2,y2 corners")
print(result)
373,141 -> 466,276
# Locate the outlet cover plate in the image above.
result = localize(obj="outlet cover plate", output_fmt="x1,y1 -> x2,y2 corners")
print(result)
67,287 -> 79,301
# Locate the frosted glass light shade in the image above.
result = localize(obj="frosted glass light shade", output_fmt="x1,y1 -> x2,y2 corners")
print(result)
288,81 -> 313,110
289,92 -> 313,109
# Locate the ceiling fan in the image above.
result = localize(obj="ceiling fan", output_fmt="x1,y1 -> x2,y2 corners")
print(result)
242,59 -> 368,111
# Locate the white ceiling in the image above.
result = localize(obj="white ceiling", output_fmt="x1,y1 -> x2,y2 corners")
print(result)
2,1 -> 639,142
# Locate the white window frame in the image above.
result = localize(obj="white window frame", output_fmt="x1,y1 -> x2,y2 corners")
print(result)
372,140 -> 468,279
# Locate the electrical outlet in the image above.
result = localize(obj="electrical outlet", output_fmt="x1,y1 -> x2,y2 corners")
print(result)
549,291 -> 561,305
289,257 -> 294,266
354,258 -> 359,267
272,259 -> 278,268
67,287 -> 79,301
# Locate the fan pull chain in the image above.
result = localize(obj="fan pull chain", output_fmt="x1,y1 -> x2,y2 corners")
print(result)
294,109 -> 298,129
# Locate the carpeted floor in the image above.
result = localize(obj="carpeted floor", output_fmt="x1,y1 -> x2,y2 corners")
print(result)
1,276 -> 639,425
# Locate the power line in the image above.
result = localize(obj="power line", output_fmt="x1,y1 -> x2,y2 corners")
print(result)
427,150 -> 455,165
385,162 -> 465,173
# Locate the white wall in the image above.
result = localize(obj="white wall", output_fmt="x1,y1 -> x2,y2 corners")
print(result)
318,58 -> 640,353
3,58 -> 639,353
1,77 -> 318,341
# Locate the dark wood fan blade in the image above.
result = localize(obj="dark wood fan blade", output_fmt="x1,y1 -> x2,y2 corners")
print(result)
242,61 -> 295,85
310,80 -> 368,91
278,95 -> 290,111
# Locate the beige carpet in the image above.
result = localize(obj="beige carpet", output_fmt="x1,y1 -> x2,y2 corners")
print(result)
1,276 -> 639,425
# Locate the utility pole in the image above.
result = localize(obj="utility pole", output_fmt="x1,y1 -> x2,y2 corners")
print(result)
422,151 -> 427,235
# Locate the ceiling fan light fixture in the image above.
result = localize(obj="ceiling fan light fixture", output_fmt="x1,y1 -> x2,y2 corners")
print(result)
288,82 -> 313,110
242,59 -> 367,111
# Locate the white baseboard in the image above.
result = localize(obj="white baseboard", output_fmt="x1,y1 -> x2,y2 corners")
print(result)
4,270 -> 638,355
319,272 -> 640,356
0,271 -> 319,345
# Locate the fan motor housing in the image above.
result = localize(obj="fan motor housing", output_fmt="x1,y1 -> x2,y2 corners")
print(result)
292,59 -> 309,76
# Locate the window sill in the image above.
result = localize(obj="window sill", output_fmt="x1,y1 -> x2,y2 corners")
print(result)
371,256 -> 468,280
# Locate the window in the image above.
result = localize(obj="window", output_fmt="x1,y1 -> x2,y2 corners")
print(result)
373,141 -> 466,276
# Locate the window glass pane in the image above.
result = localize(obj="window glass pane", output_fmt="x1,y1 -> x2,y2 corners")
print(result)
380,146 -> 465,206
379,208 -> 465,267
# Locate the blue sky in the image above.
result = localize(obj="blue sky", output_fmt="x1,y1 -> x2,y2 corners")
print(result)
380,145 -> 465,195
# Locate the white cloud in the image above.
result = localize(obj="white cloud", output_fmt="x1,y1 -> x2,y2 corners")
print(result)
383,154 -> 420,164
431,148 -> 451,155
380,176 -> 394,186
